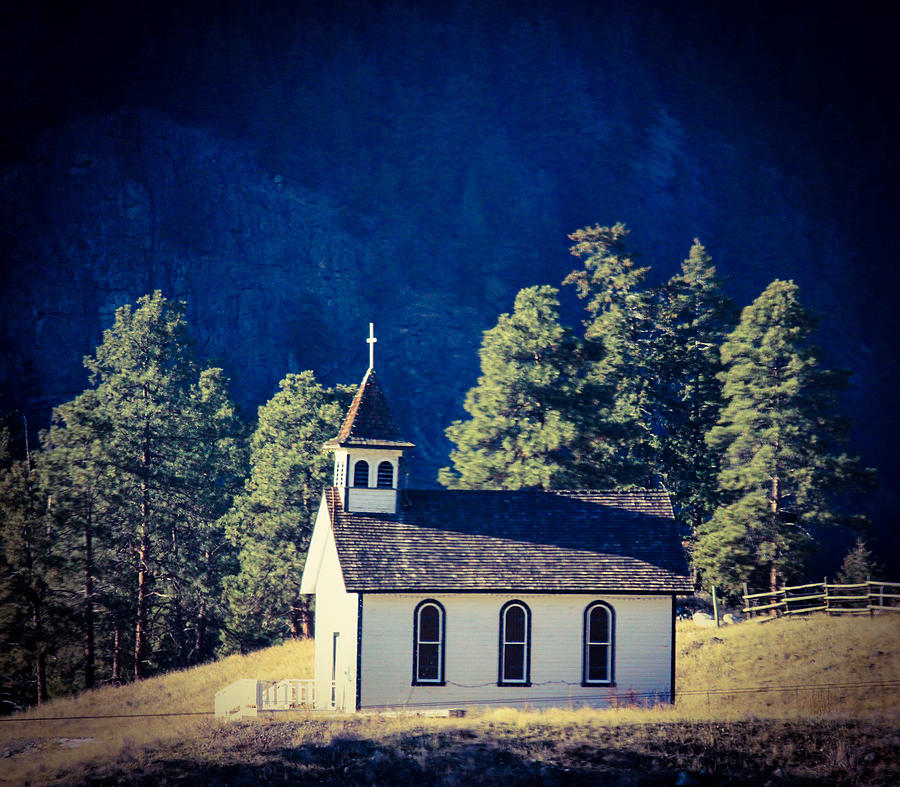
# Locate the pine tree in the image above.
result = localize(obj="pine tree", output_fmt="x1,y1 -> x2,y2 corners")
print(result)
176,368 -> 249,665
651,240 -> 734,535
439,285 -> 617,490
39,389 -> 118,690
836,538 -> 882,585
41,394 -> 134,685
222,371 -> 354,651
563,222 -> 655,487
79,291 -> 244,678
0,423 -> 9,467
0,453 -> 56,707
694,280 -> 874,596
138,366 -> 248,670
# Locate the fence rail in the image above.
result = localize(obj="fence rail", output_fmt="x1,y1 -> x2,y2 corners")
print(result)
742,580 -> 900,619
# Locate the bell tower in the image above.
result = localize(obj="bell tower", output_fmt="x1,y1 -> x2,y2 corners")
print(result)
324,324 -> 414,514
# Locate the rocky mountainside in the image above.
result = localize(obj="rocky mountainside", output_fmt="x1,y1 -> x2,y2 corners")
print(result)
0,110 -> 490,480
0,1 -> 895,534
0,105 -> 881,491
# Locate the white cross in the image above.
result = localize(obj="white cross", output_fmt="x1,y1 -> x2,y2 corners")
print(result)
367,322 -> 377,369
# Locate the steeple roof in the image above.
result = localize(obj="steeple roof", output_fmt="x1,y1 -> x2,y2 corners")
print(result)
325,368 -> 414,449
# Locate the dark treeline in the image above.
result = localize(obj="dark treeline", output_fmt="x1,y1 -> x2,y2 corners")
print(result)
0,223 -> 878,713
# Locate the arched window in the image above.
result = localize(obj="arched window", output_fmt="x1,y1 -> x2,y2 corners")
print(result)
498,600 -> 531,685
376,460 -> 394,488
583,601 -> 614,685
413,600 -> 445,685
352,460 -> 369,488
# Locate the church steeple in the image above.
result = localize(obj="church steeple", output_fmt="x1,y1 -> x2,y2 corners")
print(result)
325,325 -> 413,513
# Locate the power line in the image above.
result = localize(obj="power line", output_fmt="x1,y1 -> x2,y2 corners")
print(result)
2,678 -> 897,722
677,679 -> 900,697
0,710 -> 213,723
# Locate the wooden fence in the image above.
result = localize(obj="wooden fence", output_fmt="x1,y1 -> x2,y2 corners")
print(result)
742,580 -> 900,618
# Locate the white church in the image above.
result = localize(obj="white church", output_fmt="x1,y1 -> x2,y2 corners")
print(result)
300,328 -> 692,712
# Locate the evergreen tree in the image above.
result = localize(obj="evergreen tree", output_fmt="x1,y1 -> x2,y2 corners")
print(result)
563,222 -> 655,487
222,371 -> 353,651
175,368 -> 249,665
0,423 -> 9,467
694,280 -> 874,596
439,285 -> 616,490
83,292 -> 196,679
80,291 -> 244,678
836,537 -> 882,585
0,453 -> 57,708
5,297 -> 245,700
651,240 -> 734,535
39,390 -> 119,690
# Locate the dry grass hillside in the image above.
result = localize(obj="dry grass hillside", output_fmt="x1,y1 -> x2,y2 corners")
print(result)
1,614 -> 898,785
0,639 -> 314,782
675,614 -> 900,717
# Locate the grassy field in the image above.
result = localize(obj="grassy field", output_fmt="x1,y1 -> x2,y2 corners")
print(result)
1,614 -> 898,785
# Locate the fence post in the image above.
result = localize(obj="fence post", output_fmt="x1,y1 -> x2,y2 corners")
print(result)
823,577 -> 829,616
743,582 -> 751,619
712,586 -> 720,628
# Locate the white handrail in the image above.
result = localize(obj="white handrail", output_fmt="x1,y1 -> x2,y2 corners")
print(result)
216,679 -> 315,719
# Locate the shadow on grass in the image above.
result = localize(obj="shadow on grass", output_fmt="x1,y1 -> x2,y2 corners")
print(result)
57,719 -> 897,786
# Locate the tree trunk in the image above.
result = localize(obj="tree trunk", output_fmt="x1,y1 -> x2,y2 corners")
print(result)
33,604 -> 47,705
193,546 -> 213,664
194,605 -> 207,664
134,473 -> 150,680
20,472 -> 47,705
172,596 -> 187,669
170,524 -> 187,668
113,622 -> 122,684
769,472 -> 781,595
83,513 -> 95,689
134,517 -> 149,678
290,597 -> 314,639
770,474 -> 780,515
304,604 -> 314,638
134,390 -> 152,681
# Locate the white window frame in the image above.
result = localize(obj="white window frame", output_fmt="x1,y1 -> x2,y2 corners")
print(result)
583,601 -> 614,686
498,600 -> 531,686
413,600 -> 445,685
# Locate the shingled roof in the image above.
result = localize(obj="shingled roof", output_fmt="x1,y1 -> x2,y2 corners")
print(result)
324,368 -> 414,449
325,488 -> 692,593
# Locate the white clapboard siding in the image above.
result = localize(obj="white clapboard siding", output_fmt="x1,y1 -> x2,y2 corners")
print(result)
312,529 -> 358,711
360,594 -> 672,710
347,487 -> 397,514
